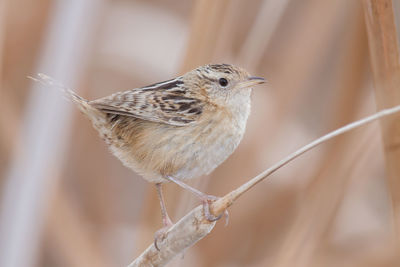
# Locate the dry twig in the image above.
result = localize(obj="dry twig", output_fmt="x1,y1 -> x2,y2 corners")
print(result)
128,104 -> 400,266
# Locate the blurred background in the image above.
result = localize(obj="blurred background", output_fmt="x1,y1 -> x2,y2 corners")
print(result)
1,0 -> 400,266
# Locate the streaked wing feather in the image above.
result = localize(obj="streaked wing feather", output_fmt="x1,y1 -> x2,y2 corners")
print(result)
90,79 -> 204,126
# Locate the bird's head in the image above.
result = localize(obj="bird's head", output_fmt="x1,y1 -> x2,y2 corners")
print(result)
183,64 -> 265,105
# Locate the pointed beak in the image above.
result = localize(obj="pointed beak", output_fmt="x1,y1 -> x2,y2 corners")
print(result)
238,76 -> 265,89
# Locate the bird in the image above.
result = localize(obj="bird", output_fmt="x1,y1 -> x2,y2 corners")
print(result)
30,63 -> 265,250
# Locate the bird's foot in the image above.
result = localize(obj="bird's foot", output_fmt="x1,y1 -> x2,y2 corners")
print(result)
164,176 -> 229,225
154,216 -> 173,251
200,194 -> 229,225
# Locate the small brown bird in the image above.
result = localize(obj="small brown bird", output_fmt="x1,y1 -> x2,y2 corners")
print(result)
32,63 -> 264,249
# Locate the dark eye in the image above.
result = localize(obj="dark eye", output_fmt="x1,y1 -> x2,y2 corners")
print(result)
218,78 -> 228,87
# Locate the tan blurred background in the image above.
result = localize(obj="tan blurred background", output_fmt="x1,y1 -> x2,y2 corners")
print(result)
1,0 -> 400,266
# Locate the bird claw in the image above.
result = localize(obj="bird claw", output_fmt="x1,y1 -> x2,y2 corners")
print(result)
154,225 -> 172,251
201,195 -> 229,225
154,217 -> 173,251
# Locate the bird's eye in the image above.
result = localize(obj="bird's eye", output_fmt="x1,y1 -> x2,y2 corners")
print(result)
218,78 -> 228,87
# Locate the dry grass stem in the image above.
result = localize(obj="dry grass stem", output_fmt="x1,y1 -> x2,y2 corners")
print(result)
363,0 -> 400,251
128,104 -> 400,266
128,206 -> 216,267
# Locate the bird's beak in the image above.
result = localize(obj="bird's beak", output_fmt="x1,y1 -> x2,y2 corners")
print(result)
238,76 -> 265,89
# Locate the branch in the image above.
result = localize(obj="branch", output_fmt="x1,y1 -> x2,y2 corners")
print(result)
128,104 -> 400,266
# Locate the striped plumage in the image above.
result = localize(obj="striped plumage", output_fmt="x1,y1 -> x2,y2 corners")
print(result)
31,64 -> 264,239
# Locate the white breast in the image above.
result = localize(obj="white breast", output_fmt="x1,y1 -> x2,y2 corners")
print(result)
173,89 -> 252,180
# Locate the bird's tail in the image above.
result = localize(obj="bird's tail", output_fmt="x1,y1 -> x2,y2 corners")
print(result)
28,73 -> 101,118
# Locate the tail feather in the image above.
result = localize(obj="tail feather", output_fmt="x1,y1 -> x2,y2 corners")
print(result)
28,73 -> 100,117
29,74 -> 116,145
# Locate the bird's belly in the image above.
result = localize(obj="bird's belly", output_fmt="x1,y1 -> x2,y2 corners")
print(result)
109,117 -> 245,183
174,122 -> 242,180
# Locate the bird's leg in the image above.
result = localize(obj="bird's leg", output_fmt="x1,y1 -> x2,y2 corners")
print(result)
156,183 -> 173,227
165,176 -> 229,223
154,183 -> 173,251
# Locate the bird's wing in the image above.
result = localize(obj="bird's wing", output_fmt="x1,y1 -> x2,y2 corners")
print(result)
90,78 -> 205,126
